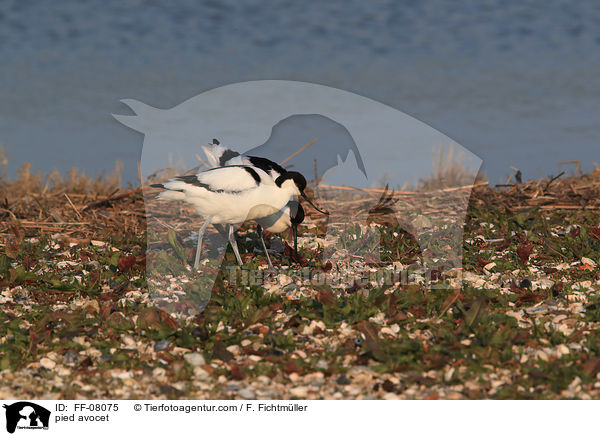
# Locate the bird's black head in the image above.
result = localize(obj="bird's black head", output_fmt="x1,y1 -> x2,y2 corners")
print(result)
275,171 -> 306,192
275,171 -> 328,215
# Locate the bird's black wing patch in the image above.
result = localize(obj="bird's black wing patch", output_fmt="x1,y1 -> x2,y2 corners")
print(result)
175,174 -> 210,189
243,166 -> 261,184
248,156 -> 286,177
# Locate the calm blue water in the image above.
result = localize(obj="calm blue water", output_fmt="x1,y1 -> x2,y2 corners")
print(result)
0,0 -> 599,185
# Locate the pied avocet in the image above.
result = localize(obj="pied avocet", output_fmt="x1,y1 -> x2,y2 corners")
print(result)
201,139 -> 309,268
151,163 -> 324,269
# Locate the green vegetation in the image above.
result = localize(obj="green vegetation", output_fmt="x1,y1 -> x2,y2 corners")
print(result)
1,164 -> 599,399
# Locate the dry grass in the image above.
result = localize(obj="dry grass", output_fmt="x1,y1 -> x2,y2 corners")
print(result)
418,144 -> 486,190
1,157 -> 600,399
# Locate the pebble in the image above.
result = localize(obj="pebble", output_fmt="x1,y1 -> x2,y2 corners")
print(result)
111,370 -> 133,380
226,345 -> 240,355
154,339 -> 171,352
122,335 -> 136,348
238,388 -> 255,399
316,360 -> 329,370
193,367 -> 210,380
535,350 -> 549,362
225,385 -> 240,392
256,375 -> 271,385
305,372 -> 325,386
153,368 -> 166,377
40,358 -> 56,370
379,327 -> 396,337
63,352 -> 79,365
289,386 -> 309,398
336,375 -> 351,385
302,320 -> 326,335
294,350 -> 307,359
183,352 -> 206,367
56,367 -> 70,377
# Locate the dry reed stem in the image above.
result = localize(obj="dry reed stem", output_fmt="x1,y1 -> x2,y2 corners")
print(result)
319,181 -> 488,195
280,138 -> 319,165
64,193 -> 82,220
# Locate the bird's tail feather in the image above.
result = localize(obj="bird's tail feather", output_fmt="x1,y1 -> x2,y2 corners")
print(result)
201,141 -> 240,168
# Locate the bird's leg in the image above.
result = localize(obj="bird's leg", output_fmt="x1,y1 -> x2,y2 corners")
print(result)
228,224 -> 244,266
292,223 -> 298,258
194,217 -> 212,270
256,224 -> 274,270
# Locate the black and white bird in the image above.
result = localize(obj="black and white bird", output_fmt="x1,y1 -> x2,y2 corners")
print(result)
201,139 -> 312,268
151,164 -> 318,270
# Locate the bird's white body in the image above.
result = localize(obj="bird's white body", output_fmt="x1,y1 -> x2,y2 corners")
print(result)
154,163 -> 306,269
201,142 -> 296,232
157,165 -> 299,224
255,204 -> 292,233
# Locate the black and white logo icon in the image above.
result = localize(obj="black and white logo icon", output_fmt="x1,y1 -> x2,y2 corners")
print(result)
3,402 -> 50,434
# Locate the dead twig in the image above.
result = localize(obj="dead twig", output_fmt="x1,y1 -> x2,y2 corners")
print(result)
280,138 -> 318,165
544,171 -> 566,191
64,193 -> 82,220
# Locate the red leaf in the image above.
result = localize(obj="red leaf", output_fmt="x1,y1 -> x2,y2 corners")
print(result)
230,363 -> 245,380
158,310 -> 179,329
516,243 -> 534,265
317,289 -> 336,307
283,359 -> 300,374
137,308 -> 178,330
212,341 -> 234,362
356,321 -> 386,362
583,357 -> 600,377
117,254 -> 136,271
